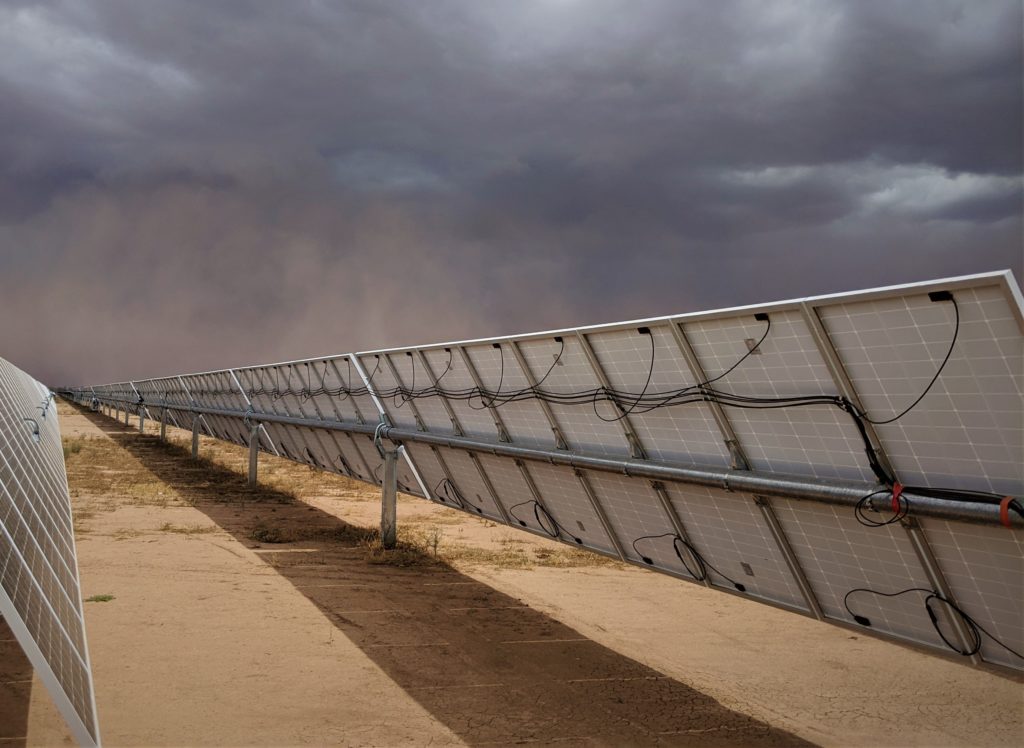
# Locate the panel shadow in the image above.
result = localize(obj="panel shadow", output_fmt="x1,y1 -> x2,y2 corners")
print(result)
0,617 -> 32,747
79,405 -> 813,747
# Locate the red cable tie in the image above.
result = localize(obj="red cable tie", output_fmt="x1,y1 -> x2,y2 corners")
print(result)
891,482 -> 904,514
1000,496 -> 1014,529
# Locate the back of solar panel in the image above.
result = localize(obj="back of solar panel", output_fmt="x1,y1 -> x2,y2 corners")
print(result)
73,270 -> 1024,673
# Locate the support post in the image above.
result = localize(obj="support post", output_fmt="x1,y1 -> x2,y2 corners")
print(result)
160,408 -> 167,441
124,407 -> 129,425
248,426 -> 259,487
381,447 -> 398,549
191,417 -> 200,459
139,409 -> 145,433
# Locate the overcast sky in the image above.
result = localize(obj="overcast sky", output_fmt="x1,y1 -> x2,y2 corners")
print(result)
1,0 -> 1021,385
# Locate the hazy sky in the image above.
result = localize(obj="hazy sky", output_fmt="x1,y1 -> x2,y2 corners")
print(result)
1,0 -> 1021,385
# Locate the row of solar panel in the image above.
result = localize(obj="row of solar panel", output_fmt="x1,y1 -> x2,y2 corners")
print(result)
0,356 -> 99,746
78,272 -> 1023,672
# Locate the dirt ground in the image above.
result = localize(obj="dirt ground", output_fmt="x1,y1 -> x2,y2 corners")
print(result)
8,401 -> 1022,746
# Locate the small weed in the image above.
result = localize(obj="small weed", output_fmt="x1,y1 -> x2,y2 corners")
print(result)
72,507 -> 96,535
112,529 -> 144,540
360,527 -> 441,567
422,526 -> 443,556
297,525 -> 375,544
85,594 -> 115,603
62,438 -> 84,460
251,524 -> 288,543
159,523 -> 217,535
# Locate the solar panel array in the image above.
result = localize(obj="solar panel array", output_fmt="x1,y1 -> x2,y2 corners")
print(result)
0,356 -> 100,746
66,271 -> 1024,672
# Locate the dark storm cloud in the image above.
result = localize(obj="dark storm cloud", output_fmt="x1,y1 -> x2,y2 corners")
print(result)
0,0 -> 1020,385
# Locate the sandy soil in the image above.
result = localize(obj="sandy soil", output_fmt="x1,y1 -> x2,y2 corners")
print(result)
10,401 -> 1022,746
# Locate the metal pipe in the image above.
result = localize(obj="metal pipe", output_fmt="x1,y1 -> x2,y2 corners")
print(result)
67,395 -> 1021,527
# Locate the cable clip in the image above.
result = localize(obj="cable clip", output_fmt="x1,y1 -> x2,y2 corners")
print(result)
891,482 -> 904,514
373,419 -> 392,458
999,496 -> 1016,529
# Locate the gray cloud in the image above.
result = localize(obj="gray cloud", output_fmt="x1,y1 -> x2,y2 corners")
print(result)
0,0 -> 1020,385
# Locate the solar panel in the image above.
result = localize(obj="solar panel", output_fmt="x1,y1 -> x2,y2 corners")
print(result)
0,356 -> 100,746
64,270 -> 1024,673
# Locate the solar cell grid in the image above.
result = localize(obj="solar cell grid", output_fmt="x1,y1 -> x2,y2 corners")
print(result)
515,335 -> 632,457
419,348 -> 497,438
0,356 -> 99,746
661,484 -> 809,609
586,325 -> 730,465
520,462 -> 617,555
919,518 -> 1024,668
771,498 -> 941,645
684,310 -> 876,481
819,286 -> 1023,495
463,343 -> 562,448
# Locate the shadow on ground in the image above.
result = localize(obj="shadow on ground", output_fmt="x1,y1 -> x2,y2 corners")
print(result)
77,404 -> 813,747
0,618 -> 32,747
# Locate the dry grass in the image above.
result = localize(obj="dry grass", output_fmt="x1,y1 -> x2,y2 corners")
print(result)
159,523 -> 218,535
361,527 -> 444,567
442,535 -> 622,570
63,437 -> 84,460
64,403 -> 620,574
112,529 -> 145,541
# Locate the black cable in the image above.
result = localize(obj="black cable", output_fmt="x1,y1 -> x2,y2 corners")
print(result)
507,500 -> 582,543
433,349 -> 454,386
862,293 -> 959,425
433,477 -> 483,514
631,532 -> 677,565
632,533 -> 746,591
532,337 -> 566,389
395,354 -> 416,408
365,356 -> 382,388
695,314 -> 770,390
595,329 -> 655,423
480,344 -> 505,409
844,587 -> 1022,660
